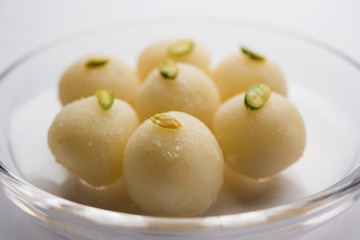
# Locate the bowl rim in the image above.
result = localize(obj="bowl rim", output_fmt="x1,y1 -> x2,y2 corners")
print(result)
1,16 -> 360,232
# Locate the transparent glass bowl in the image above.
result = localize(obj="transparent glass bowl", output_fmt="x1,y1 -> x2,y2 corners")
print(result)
1,18 -> 360,240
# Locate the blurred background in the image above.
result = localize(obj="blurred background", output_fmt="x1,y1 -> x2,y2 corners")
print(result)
0,0 -> 359,239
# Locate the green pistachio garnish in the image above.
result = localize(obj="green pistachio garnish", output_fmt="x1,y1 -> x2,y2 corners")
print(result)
95,89 -> 114,111
241,47 -> 265,61
168,40 -> 194,57
244,84 -> 271,110
158,59 -> 179,79
86,59 -> 109,68
150,114 -> 182,129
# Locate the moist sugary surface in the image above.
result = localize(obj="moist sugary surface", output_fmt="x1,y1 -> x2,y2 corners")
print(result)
137,40 -> 211,81
59,55 -> 138,106
213,92 -> 306,178
136,63 -> 220,127
212,54 -> 287,102
48,96 -> 139,187
124,111 -> 224,216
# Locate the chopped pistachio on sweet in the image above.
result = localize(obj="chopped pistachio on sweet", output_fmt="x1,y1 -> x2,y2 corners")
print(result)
241,47 -> 265,61
86,59 -> 109,68
158,59 -> 179,79
150,113 -> 182,129
168,40 -> 194,57
95,89 -> 114,111
245,84 -> 271,110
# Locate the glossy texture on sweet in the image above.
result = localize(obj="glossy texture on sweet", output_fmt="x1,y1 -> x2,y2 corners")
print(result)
213,92 -> 306,179
59,55 -> 138,106
48,96 -> 139,187
136,63 -> 220,127
137,40 -> 211,81
212,53 -> 287,102
123,111 -> 224,216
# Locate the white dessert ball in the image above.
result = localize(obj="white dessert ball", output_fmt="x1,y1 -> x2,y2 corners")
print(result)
137,39 -> 211,81
136,61 -> 220,127
123,111 -> 224,216
48,92 -> 139,187
212,48 -> 287,102
213,85 -> 305,179
59,55 -> 138,106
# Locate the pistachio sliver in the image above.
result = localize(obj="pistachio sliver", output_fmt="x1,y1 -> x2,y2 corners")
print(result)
168,40 -> 194,57
244,84 -> 271,110
241,47 -> 265,61
95,89 -> 114,111
158,59 -> 179,79
86,59 -> 109,68
150,114 -> 182,129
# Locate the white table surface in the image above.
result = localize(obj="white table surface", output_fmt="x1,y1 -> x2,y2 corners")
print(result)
0,0 -> 360,239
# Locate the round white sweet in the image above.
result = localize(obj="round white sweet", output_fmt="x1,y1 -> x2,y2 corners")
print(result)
212,53 -> 287,102
59,55 -> 138,106
213,92 -> 306,179
123,111 -> 224,216
48,96 -> 139,187
136,63 -> 220,127
137,40 -> 211,81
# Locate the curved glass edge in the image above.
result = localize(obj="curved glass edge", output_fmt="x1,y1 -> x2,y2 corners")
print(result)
1,157 -> 360,231
1,16 -> 360,83
0,17 -> 360,232
0,160 -> 9,175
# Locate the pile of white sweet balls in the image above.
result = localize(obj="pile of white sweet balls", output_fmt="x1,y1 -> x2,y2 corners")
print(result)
48,39 -> 306,216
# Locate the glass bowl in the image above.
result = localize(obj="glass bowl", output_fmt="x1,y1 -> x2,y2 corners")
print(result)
1,17 -> 360,240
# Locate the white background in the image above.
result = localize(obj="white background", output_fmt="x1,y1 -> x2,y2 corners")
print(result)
0,0 -> 359,239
